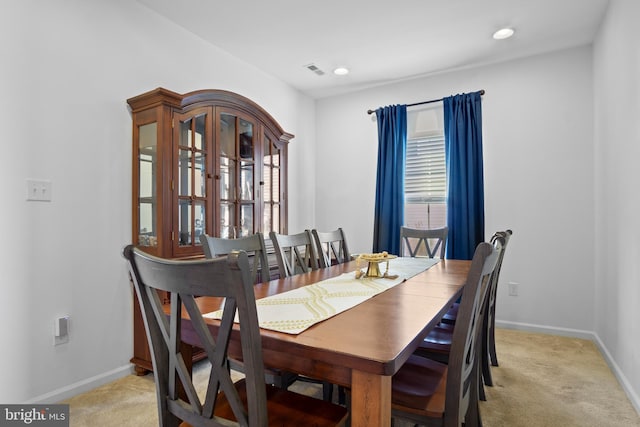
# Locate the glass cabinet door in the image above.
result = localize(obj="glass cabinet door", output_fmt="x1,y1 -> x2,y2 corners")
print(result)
218,111 -> 257,238
138,122 -> 158,248
174,108 -> 212,255
262,134 -> 283,234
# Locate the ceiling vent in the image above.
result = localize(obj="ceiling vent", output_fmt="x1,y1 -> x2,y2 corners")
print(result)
304,63 -> 325,76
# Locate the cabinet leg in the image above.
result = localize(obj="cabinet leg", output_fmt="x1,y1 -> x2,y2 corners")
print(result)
134,365 -> 150,376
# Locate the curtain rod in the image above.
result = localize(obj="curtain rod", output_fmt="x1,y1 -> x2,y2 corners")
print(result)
366,89 -> 485,115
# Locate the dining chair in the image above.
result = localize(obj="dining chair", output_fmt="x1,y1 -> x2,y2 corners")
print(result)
123,245 -> 348,427
481,229 -> 513,386
414,232 -> 509,401
400,226 -> 448,258
309,227 -> 351,404
268,230 -> 337,401
200,233 -> 271,284
311,228 -> 351,268
200,232 -> 297,390
391,240 -> 500,427
269,230 -> 319,277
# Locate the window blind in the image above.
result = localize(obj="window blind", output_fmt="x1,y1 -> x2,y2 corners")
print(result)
405,136 -> 446,203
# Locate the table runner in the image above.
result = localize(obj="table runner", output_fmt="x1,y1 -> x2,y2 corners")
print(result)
204,257 -> 440,334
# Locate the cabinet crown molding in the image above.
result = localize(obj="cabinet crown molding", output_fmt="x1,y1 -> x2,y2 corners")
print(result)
127,87 -> 293,143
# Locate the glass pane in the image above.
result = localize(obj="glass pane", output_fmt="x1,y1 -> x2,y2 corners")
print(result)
178,149 -> 191,196
194,114 -> 205,150
139,203 -> 157,246
194,151 -> 205,197
220,157 -> 236,200
240,161 -> 253,200
220,114 -> 236,157
220,203 -> 235,238
179,118 -> 192,148
263,204 -> 271,233
194,201 -> 205,244
140,160 -> 154,198
263,137 -> 272,165
272,167 -> 280,202
240,204 -> 253,237
272,144 -> 280,167
178,199 -> 191,246
138,123 -> 157,247
263,167 -> 271,202
273,204 -> 280,233
139,161 -> 154,201
239,119 -> 253,159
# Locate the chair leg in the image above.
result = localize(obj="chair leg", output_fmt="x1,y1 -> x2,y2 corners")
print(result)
482,339 -> 494,388
481,308 -> 494,387
489,329 -> 498,367
488,306 -> 499,367
466,381 -> 481,427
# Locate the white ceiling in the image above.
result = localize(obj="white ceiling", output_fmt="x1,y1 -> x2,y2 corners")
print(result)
136,0 -> 610,99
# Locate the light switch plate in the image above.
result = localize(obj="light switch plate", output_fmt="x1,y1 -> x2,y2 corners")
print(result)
27,179 -> 52,202
54,316 -> 70,345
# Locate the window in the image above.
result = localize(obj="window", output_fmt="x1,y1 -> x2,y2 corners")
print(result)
405,107 -> 446,230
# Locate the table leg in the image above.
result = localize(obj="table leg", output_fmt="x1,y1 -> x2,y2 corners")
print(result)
350,370 -> 391,427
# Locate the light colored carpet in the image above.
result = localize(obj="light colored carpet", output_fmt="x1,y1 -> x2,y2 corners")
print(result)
479,329 -> 639,427
63,329 -> 640,426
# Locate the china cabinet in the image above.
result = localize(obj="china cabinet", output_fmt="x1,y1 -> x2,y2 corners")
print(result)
127,87 -> 293,373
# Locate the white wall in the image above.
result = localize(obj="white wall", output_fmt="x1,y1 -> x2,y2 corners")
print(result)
593,0 -> 640,411
316,46 -> 595,332
0,0 -> 315,403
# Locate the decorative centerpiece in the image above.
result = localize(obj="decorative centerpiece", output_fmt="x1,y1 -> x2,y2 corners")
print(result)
355,251 -> 399,279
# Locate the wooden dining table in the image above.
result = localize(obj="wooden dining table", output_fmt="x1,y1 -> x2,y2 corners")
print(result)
178,258 -> 471,427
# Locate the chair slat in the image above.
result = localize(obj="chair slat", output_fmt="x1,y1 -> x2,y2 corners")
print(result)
269,230 -> 318,277
400,226 -> 448,258
312,228 -> 351,268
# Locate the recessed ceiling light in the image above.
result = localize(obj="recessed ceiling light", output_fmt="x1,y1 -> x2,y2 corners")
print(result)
493,28 -> 515,40
333,67 -> 349,76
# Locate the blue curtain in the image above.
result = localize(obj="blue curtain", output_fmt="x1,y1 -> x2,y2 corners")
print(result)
373,104 -> 407,254
444,92 -> 484,260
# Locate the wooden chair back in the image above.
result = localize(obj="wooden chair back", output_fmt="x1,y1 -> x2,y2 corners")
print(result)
400,226 -> 448,258
123,245 -> 268,426
445,238 -> 502,426
485,230 -> 512,329
483,229 -> 513,373
269,230 -> 318,277
200,233 -> 270,283
311,228 -> 351,268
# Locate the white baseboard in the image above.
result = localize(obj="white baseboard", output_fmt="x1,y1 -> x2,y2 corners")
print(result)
591,334 -> 640,416
495,319 -> 596,340
496,320 -> 640,416
27,364 -> 134,404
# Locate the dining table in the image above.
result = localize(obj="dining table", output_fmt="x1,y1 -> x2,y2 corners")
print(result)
177,257 -> 471,427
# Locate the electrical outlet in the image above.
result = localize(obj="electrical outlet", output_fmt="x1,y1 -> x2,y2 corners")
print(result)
508,282 -> 519,296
